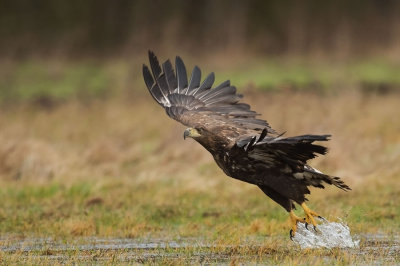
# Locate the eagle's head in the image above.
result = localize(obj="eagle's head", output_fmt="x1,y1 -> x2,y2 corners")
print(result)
183,127 -> 202,139
183,126 -> 228,154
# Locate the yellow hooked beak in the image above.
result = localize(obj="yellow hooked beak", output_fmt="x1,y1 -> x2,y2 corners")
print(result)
183,128 -> 201,139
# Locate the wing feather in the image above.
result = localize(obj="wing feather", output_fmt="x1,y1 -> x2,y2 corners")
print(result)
213,80 -> 231,90
143,65 -> 154,90
156,74 -> 171,105
187,66 -> 201,95
176,56 -> 188,93
162,60 -> 177,93
194,72 -> 215,96
149,84 -> 164,105
199,85 -> 236,101
149,51 -> 162,78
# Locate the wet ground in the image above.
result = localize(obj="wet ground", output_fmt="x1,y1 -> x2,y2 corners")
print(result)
0,233 -> 399,264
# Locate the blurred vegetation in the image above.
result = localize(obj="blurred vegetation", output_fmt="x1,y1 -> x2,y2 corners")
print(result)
1,0 -> 400,105
0,61 -> 110,105
1,0 -> 400,58
1,58 -> 400,105
216,59 -> 400,92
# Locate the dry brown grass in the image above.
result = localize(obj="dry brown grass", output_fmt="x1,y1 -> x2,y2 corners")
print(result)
1,91 -> 398,187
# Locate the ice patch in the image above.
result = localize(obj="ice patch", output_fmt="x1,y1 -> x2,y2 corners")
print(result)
292,219 -> 360,249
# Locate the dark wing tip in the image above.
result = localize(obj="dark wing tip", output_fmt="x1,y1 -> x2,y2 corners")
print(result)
142,64 -> 154,90
175,56 -> 188,91
208,72 -> 215,82
148,50 -> 162,78
148,50 -> 156,59
175,56 -> 185,69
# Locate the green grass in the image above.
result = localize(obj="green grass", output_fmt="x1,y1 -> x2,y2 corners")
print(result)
1,57 -> 400,105
0,61 -> 110,103
0,171 -> 398,240
216,61 -> 328,90
215,59 -> 400,91
350,60 -> 400,84
0,175 -> 399,264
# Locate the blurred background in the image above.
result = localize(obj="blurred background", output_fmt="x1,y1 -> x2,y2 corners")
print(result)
2,0 -> 400,58
0,0 -> 399,240
2,0 -> 400,102
1,0 -> 400,105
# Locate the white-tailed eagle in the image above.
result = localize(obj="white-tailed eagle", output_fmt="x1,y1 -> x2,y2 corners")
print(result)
142,51 -> 350,238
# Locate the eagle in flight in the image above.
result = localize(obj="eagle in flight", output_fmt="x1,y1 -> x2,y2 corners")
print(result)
142,51 -> 350,238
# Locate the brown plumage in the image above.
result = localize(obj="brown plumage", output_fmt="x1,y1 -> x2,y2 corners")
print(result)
142,51 -> 350,238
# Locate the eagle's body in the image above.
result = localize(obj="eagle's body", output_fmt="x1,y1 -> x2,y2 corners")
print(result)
143,51 -> 350,237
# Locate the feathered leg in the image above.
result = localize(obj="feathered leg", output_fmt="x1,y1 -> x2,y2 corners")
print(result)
258,186 -> 306,239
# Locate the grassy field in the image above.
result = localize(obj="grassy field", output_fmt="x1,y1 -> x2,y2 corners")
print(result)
1,56 -> 400,105
0,58 -> 399,264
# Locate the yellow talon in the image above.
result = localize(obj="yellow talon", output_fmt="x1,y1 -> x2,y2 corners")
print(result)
301,203 -> 322,229
289,210 -> 305,238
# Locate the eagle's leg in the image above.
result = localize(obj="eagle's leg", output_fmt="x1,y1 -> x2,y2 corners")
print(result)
301,203 -> 322,231
289,210 -> 305,239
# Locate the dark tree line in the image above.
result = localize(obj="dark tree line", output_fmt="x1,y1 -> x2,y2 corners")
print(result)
1,0 -> 399,57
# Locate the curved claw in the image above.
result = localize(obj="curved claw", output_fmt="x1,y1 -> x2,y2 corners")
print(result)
313,225 -> 318,232
318,216 -> 327,221
289,229 -> 294,241
305,222 -> 309,230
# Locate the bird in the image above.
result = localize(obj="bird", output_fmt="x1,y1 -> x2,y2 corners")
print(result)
142,51 -> 350,238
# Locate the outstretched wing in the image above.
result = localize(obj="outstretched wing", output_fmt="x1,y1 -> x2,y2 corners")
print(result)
143,51 -> 275,134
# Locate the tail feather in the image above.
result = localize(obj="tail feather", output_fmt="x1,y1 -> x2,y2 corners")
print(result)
302,166 -> 351,191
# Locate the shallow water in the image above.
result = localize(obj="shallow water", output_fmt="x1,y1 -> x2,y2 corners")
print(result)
0,233 -> 399,263
0,237 -> 203,252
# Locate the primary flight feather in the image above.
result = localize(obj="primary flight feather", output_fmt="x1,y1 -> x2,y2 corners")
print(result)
142,51 -> 350,238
